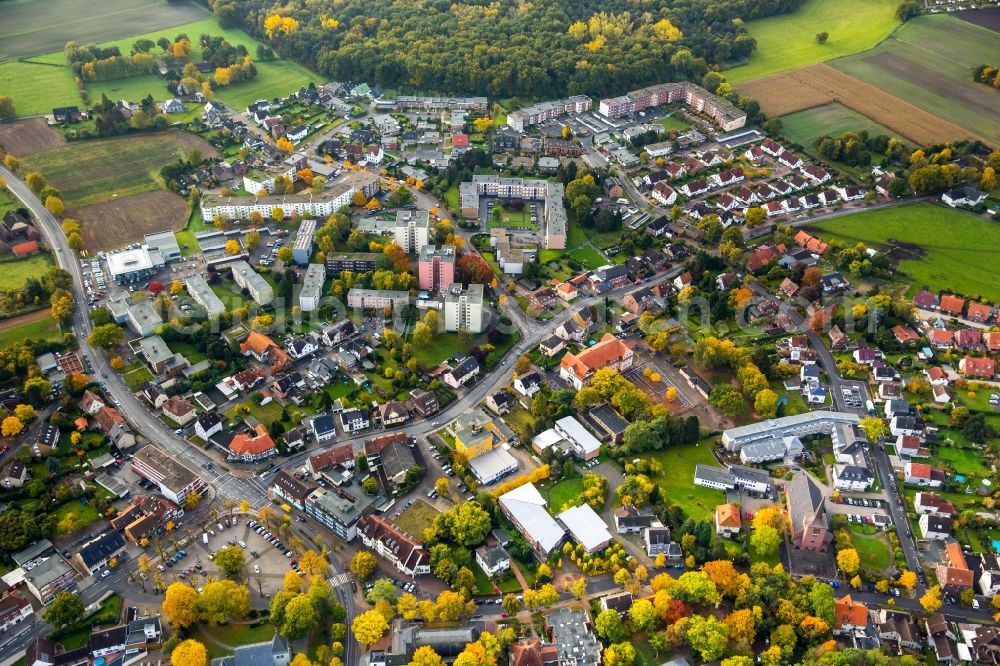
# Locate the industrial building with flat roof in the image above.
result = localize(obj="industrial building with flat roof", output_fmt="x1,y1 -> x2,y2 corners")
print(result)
298,263 -> 325,312
230,260 -> 274,305
106,246 -> 164,284
185,274 -> 226,318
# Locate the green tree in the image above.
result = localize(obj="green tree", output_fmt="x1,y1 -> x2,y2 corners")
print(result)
594,608 -> 628,642
0,95 -> 15,120
198,580 -> 250,625
88,323 -> 124,349
43,591 -> 84,629
281,593 -> 320,638
750,525 -> 781,558
213,545 -> 246,579
351,551 -> 377,580
628,598 -> 657,632
685,615 -> 730,662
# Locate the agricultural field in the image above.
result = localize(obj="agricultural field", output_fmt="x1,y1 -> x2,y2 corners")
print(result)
830,15 -> 1000,144
0,0 -> 209,61
0,60 -> 80,118
0,118 -> 65,156
809,203 -> 1000,301
735,64 -> 978,146
0,14 -> 318,118
779,102 -> 904,148
957,6 -> 1000,31
725,0 -> 898,83
72,190 -> 189,250
20,130 -> 213,205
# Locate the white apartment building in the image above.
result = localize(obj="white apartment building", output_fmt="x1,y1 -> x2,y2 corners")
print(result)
201,171 -> 379,222
185,274 -> 226,318
230,260 -> 275,305
507,95 -> 592,132
346,288 -> 411,310
243,164 -> 297,195
298,263 -> 325,312
393,210 -> 430,253
444,283 -> 485,333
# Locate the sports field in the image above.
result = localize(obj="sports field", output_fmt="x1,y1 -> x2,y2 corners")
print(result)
0,0 -> 209,62
830,15 -> 1000,144
779,102 -> 903,148
21,131 -> 216,207
725,0 -> 898,82
809,203 -> 1000,301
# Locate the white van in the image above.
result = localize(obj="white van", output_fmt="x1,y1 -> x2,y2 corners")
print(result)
202,533 -> 209,544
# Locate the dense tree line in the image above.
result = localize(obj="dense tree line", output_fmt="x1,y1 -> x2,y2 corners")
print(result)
208,0 -> 807,99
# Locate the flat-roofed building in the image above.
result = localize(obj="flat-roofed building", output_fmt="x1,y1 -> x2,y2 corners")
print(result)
392,96 -> 488,112
722,411 -> 859,453
230,260 -> 274,305
326,252 -> 381,274
126,300 -> 162,337
598,82 -> 747,131
507,96 -> 592,132
144,231 -> 181,263
185,274 -> 226,318
298,263 -> 325,312
131,446 -> 206,505
458,176 -> 566,249
393,210 -> 430,253
347,288 -> 411,310
201,171 -> 380,222
106,246 -> 163,284
443,283 -> 485,333
304,486 -> 376,542
418,245 -> 456,291
24,556 -> 76,605
293,219 -> 316,265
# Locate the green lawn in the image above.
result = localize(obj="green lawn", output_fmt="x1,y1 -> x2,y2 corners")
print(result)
544,478 -> 584,512
169,340 -> 207,364
809,203 -> 1000,301
726,0 -> 898,83
780,102 -> 904,148
0,59 -> 89,118
0,316 -> 61,348
657,114 -> 689,133
0,254 -> 55,290
849,524 -> 891,575
830,15 -> 1000,144
412,331 -> 473,367
647,440 -> 723,522
121,364 -> 154,390
53,499 -> 100,534
932,446 -> 990,477
226,399 -> 284,428
567,246 -> 608,270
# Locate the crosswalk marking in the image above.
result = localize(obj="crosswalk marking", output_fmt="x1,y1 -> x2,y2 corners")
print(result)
328,573 -> 350,588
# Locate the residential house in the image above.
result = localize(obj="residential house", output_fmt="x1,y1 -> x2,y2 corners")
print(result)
958,355 -> 995,378
914,492 -> 957,516
918,513 -> 951,540
162,396 -> 196,426
935,543 -> 974,596
228,424 -> 277,463
834,595 -> 870,637
356,515 -> 430,577
559,334 -> 634,390
74,532 -> 127,576
340,408 -> 370,433
240,332 -> 292,372
475,544 -> 510,578
715,503 -> 741,538
905,462 -> 945,487
877,609 -> 921,654
513,373 -> 543,398
443,357 -> 480,389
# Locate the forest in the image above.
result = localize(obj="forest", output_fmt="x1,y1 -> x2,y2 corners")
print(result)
208,0 -> 807,99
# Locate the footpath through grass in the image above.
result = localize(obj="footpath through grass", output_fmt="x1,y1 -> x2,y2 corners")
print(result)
810,203 -> 1000,301
725,0 -> 898,82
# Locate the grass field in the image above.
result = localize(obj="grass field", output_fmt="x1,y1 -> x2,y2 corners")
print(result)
0,313 -> 61,348
726,0 -> 898,83
849,524 -> 891,574
657,114 -> 689,133
647,441 -> 722,522
567,246 -> 608,270
780,102 -> 903,147
0,254 -> 53,290
197,623 -> 275,659
53,499 -> 100,534
830,15 -> 1000,144
121,364 -> 154,390
933,446 -> 991,477
22,131 -> 215,207
0,60 -> 81,117
394,500 -> 439,540
545,478 -> 584,512
809,203 -> 1000,301
0,0 -> 209,62
0,13 -> 318,118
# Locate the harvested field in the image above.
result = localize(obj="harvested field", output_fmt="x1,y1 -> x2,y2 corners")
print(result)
735,63 -> 982,146
72,190 -> 189,251
21,131 -> 217,207
0,118 -> 64,155
956,7 -> 1000,31
830,15 -> 1000,144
